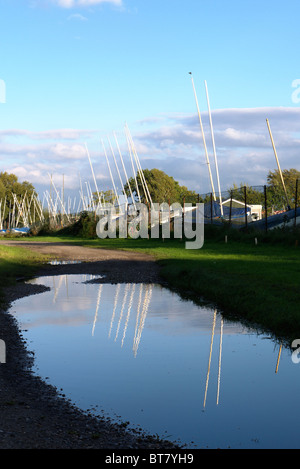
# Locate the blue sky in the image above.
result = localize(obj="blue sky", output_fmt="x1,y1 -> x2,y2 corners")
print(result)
0,0 -> 300,200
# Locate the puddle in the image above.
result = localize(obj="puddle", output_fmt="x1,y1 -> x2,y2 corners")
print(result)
48,260 -> 82,265
11,274 -> 300,449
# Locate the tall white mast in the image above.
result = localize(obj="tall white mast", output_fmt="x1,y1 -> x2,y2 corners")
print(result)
85,143 -> 101,209
107,135 -> 128,207
189,72 -> 216,200
125,124 -> 153,209
204,80 -> 223,216
125,127 -> 141,203
126,126 -> 149,203
78,173 -> 87,211
101,138 -> 120,208
47,173 -> 70,222
114,131 -> 136,209
266,118 -> 290,209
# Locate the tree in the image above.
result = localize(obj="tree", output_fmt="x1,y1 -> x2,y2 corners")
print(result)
174,181 -> 199,204
93,189 -> 117,206
267,168 -> 300,210
124,168 -> 198,205
227,183 -> 265,205
0,172 -> 37,226
226,169 -> 300,213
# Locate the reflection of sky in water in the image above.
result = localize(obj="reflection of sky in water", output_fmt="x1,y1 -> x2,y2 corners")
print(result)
12,275 -> 300,449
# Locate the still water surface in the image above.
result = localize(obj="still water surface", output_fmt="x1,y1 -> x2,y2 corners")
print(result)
11,274 -> 300,448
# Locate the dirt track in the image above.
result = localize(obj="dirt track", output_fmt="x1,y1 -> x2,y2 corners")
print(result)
0,240 -> 178,449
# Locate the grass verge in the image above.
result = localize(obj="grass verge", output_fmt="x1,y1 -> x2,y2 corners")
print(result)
0,244 -> 49,309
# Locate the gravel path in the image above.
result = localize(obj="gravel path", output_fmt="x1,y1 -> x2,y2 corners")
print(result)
0,240 -> 179,449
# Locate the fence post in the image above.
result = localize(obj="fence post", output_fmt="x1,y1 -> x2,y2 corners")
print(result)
210,193 -> 213,224
244,186 -> 248,230
182,197 -> 185,237
229,191 -> 233,226
264,185 -> 268,232
295,179 -> 298,229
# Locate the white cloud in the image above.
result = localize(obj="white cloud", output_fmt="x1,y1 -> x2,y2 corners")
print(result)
0,128 -> 96,140
52,0 -> 122,8
2,107 -> 300,199
132,107 -> 300,193
67,13 -> 88,20
49,143 -> 86,159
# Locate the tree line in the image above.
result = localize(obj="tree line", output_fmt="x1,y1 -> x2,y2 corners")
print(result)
1,167 -> 299,226
123,167 -> 300,211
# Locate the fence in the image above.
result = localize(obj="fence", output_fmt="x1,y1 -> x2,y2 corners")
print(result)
197,180 -> 300,231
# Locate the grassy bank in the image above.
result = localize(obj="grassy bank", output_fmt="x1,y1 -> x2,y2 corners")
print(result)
1,224 -> 300,342
0,244 -> 49,308
159,239 -> 300,341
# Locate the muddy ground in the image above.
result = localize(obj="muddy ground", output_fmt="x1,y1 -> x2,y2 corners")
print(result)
0,240 -> 181,449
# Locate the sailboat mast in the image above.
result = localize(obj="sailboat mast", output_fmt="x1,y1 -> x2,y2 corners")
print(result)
101,138 -> 120,208
114,131 -> 136,209
125,124 -> 153,209
205,80 -> 223,216
85,143 -> 101,209
266,118 -> 290,209
125,127 -> 141,203
107,136 -> 128,208
189,72 -> 216,200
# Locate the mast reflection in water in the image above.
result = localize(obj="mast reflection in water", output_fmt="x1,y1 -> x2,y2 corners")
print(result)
11,274 -> 300,449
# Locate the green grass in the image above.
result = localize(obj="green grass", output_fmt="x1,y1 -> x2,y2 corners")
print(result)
1,225 -> 300,342
0,244 -> 49,308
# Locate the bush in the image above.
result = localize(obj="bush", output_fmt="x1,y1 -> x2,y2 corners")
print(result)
41,212 -> 98,238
